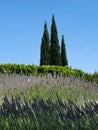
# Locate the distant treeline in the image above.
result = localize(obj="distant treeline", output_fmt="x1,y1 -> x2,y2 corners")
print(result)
0,63 -> 98,84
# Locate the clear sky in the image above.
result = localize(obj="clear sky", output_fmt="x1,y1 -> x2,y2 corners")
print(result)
0,0 -> 98,73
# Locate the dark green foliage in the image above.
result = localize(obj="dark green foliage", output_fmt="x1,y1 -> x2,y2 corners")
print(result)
61,35 -> 68,66
50,15 -> 61,65
40,22 -> 50,66
40,15 -> 69,66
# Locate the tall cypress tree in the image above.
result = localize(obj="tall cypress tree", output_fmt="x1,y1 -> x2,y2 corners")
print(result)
40,22 -> 50,66
61,35 -> 68,66
50,15 -> 61,65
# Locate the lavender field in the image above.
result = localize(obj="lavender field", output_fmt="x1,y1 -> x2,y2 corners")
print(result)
0,73 -> 98,103
0,73 -> 98,129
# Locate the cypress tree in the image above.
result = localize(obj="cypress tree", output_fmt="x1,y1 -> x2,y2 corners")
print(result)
40,22 -> 50,66
61,35 -> 68,66
50,15 -> 61,65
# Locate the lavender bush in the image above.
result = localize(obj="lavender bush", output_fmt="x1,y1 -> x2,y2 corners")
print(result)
0,95 -> 98,130
0,73 -> 98,104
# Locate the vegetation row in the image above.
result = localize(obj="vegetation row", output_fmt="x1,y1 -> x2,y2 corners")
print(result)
0,95 -> 98,130
0,63 -> 98,84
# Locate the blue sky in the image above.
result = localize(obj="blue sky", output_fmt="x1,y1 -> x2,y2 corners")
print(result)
0,0 -> 98,73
